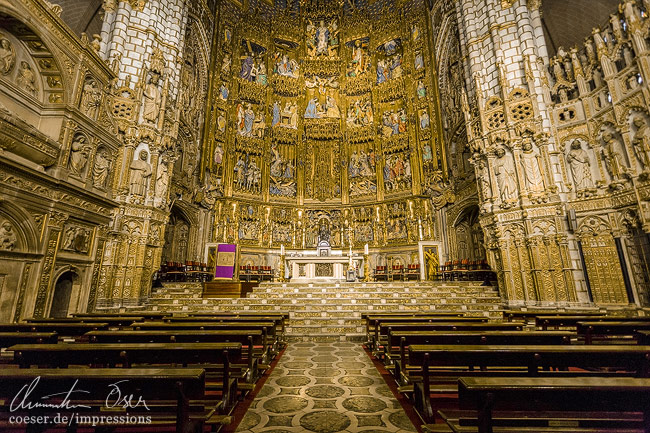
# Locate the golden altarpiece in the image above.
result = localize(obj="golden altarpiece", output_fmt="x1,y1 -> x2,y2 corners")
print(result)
200,0 -> 449,273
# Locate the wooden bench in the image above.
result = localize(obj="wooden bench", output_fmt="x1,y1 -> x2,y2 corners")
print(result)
376,322 -> 524,355
446,376 -> 650,433
536,315 -> 650,331
163,315 -> 286,342
25,317 -> 142,327
368,316 -> 491,352
0,368 -> 231,433
576,321 -> 650,344
9,342 -> 241,414
0,332 -> 58,349
408,344 -> 650,423
131,321 -> 280,353
72,311 -> 170,320
85,329 -> 266,382
504,310 -> 604,323
386,330 -> 574,381
637,330 -> 650,345
0,323 -> 109,337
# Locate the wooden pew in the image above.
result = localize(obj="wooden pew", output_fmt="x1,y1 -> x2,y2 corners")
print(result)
131,321 -> 279,353
448,376 -> 650,433
504,310 -> 604,323
163,315 -> 286,342
408,344 -> 650,423
0,323 -> 109,337
0,368 -> 231,433
536,315 -> 650,331
9,342 -> 241,414
86,329 -> 266,382
72,311 -> 169,320
637,330 -> 650,345
0,332 -> 58,349
577,321 -> 650,344
376,322 -> 524,354
25,317 -> 142,327
368,316 -> 491,352
386,330 -> 574,381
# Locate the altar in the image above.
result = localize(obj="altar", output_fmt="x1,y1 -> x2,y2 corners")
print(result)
285,253 -> 365,281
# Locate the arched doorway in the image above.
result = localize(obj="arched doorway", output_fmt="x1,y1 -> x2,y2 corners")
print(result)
451,205 -> 486,262
50,271 -> 76,318
162,207 -> 191,264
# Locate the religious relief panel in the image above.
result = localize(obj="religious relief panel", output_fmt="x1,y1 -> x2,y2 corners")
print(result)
271,207 -> 293,247
305,210 -> 342,248
238,204 -> 260,244
385,201 -> 408,242
269,143 -> 297,198
238,39 -> 268,87
61,222 -> 92,254
305,139 -> 341,201
383,149 -> 412,193
346,37 -> 371,79
352,206 -> 374,246
233,148 -> 263,195
348,143 -> 377,198
306,18 -> 340,59
68,133 -> 92,178
376,38 -> 403,85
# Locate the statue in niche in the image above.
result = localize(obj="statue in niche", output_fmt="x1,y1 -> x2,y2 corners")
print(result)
348,39 -> 369,77
494,147 -> 517,202
239,51 -> 254,81
477,160 -> 492,200
255,56 -> 267,86
219,84 -> 228,101
411,24 -> 420,42
521,140 -> 544,192
221,53 -> 231,75
325,95 -> 340,118
69,135 -> 90,176
382,108 -> 407,137
214,142 -> 223,166
80,78 -> 102,118
155,160 -> 169,201
304,98 -> 320,119
631,115 -> 650,169
318,219 -> 330,244
272,101 -> 280,127
129,150 -> 152,196
17,61 -> 37,95
142,72 -> 162,124
389,53 -> 403,79
600,131 -> 628,180
621,0 -> 641,31
566,139 -> 595,193
217,113 -> 226,133
346,99 -> 373,128
0,35 -> 15,75
417,80 -> 426,99
415,52 -> 424,70
419,109 -> 430,130
0,220 -> 17,251
273,53 -> 299,78
377,60 -> 387,84
92,148 -> 111,189
252,112 -> 266,138
422,143 -> 433,161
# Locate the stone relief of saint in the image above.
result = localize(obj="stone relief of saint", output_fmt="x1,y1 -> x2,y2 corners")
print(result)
129,150 -> 152,196
566,139 -> 595,192
142,72 -> 162,124
521,140 -> 544,192
17,61 -> 37,95
0,35 -> 16,75
0,220 -> 17,251
494,147 -> 518,202
92,148 -> 111,189
69,135 -> 90,176
632,115 -> 650,169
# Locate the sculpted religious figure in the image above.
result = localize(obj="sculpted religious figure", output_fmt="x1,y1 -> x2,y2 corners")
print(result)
494,147 -> 518,202
0,220 -> 17,251
521,140 -> 544,192
92,148 -> 111,189
69,135 -> 90,176
129,150 -> 152,196
631,115 -> 650,169
17,61 -> 37,95
566,140 -> 595,192
221,53 -> 231,75
0,35 -> 15,75
80,78 -> 102,118
155,161 -> 169,201
142,72 -> 162,124
600,130 -> 628,180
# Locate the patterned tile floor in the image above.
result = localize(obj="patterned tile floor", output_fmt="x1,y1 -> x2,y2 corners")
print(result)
235,342 -> 419,433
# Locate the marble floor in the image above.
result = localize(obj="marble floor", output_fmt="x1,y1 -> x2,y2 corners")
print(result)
235,342 -> 419,433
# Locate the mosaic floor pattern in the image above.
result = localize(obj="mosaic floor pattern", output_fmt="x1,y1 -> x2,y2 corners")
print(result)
236,342 -> 418,433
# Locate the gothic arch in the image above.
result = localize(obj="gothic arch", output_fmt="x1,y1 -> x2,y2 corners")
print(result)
0,200 -> 40,254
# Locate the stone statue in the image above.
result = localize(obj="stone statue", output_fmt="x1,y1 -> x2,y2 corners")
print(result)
494,147 -> 517,202
0,35 -> 15,75
142,72 -> 162,124
477,160 -> 492,200
632,115 -> 650,169
419,110 -> 430,130
566,139 -> 594,192
417,80 -> 426,99
521,140 -> 544,192
92,148 -> 111,189
221,53 -> 231,75
155,161 -> 169,200
17,61 -> 37,95
601,131 -> 628,180
129,150 -> 152,196
0,220 -> 17,251
69,135 -> 89,176
80,78 -> 102,118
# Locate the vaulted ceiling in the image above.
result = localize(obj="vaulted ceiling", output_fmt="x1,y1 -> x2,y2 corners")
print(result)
49,0 -> 103,38
541,0 -> 620,56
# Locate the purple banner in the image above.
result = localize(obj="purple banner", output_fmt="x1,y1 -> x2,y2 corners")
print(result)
214,244 -> 237,280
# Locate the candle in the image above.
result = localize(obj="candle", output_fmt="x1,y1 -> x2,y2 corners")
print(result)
364,244 -> 369,255
280,244 -> 284,255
